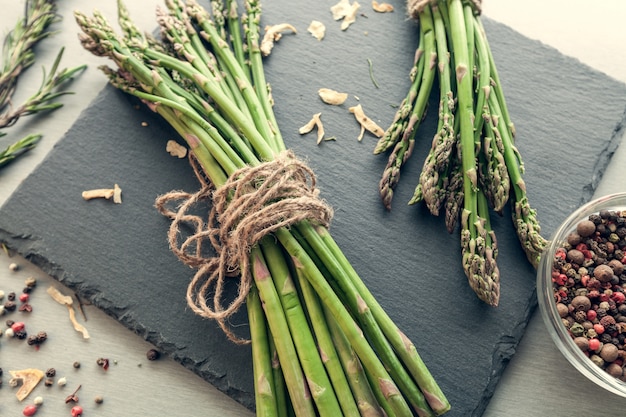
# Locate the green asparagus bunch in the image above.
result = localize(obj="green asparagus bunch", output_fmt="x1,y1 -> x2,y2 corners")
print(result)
375,0 -> 547,306
0,0 -> 85,168
75,1 -> 450,416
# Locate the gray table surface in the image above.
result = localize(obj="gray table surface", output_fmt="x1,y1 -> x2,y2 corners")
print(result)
1,1 -> 626,416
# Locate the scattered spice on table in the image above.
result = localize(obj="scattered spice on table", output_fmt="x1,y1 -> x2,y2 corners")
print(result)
146,349 -> 161,361
64,384 -> 81,403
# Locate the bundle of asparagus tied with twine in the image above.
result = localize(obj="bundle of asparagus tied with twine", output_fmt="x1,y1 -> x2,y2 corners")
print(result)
0,0 -> 85,168
374,0 -> 547,307
75,1 -> 450,416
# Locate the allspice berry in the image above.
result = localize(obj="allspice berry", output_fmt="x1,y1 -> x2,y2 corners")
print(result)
577,219 -> 596,237
608,259 -> 624,276
573,336 -> 590,351
600,343 -> 619,362
571,295 -> 592,312
594,264 -> 614,283
606,363 -> 623,378
567,232 -> 582,246
556,303 -> 569,318
567,249 -> 585,265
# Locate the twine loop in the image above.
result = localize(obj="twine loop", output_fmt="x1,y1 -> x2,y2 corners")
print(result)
155,150 -> 333,344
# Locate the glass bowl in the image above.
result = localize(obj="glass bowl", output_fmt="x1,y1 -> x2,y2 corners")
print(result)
537,192 -> 626,397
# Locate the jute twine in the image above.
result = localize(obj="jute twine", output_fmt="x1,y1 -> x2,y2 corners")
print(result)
155,150 -> 333,344
407,0 -> 482,20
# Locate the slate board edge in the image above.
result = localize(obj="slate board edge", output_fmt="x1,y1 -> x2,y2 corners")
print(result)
584,106 -> 626,203
2,15 -> 626,416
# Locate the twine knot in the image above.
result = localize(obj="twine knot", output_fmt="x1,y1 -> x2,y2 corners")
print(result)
155,150 -> 333,344
407,0 -> 482,20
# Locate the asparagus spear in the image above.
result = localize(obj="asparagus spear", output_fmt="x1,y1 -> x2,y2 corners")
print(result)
75,1 -> 451,416
376,7 -> 436,210
375,0 -> 546,306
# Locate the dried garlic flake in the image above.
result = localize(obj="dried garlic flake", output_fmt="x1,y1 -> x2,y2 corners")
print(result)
318,88 -> 348,106
9,368 -> 45,401
299,113 -> 326,145
261,23 -> 297,56
372,1 -> 394,12
166,140 -> 187,158
47,286 -> 90,339
307,20 -> 326,41
82,183 -> 122,204
331,0 -> 361,31
349,104 -> 385,141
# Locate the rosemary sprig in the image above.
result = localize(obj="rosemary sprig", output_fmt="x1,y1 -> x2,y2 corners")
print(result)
0,0 -> 86,169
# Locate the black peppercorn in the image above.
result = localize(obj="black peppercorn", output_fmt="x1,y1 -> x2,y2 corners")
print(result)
146,349 -> 161,361
5,319 -> 14,327
14,330 -> 27,339
574,310 -> 587,323
7,292 -> 15,301
589,213 -> 602,225
4,301 -> 16,312
45,368 -> 56,378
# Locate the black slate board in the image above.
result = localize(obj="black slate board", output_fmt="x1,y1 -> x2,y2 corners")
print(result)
2,2 -> 626,416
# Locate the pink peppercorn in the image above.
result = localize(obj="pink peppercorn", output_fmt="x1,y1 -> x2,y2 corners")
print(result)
587,309 -> 597,321
553,274 -> 567,286
11,322 -> 25,332
611,292 -> 626,304
581,275 -> 590,287
588,290 -> 600,299
19,293 -> 29,303
589,338 -> 601,351
22,405 -> 37,416
71,405 -> 83,417
594,323 -> 605,335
